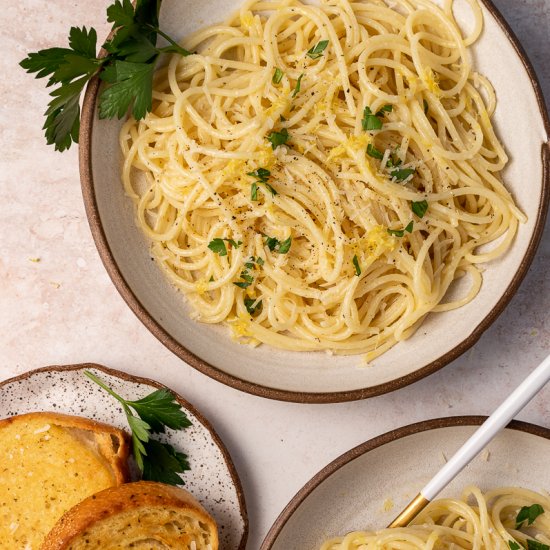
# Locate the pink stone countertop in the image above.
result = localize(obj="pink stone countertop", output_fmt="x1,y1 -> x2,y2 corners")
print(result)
0,1 -> 549,548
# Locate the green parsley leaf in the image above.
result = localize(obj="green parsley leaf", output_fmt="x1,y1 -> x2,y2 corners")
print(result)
248,168 -> 277,197
386,149 -> 402,168
352,254 -> 361,276
387,221 -> 413,237
20,46 -> 74,82
208,238 -> 227,256
273,67 -> 284,84
527,541 -> 549,550
256,256 -> 265,266
264,236 -> 278,251
226,238 -> 242,249
244,297 -> 263,316
267,128 -> 290,149
423,99 -> 429,115
251,182 -> 259,201
247,168 -> 270,182
376,104 -> 393,116
128,388 -> 192,433
307,40 -> 329,59
516,504 -> 545,529
367,143 -> 383,160
362,106 -> 383,131
84,370 -> 191,486
293,73 -> 304,98
234,281 -> 251,289
99,60 -> 155,119
141,439 -> 190,485
411,200 -> 428,218
264,235 -> 291,254
278,236 -> 292,254
208,238 -> 242,255
391,168 -> 415,182
509,542 -> 522,550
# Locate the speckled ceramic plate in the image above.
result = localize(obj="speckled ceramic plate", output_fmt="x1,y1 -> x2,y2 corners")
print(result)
80,0 -> 549,402
0,363 -> 248,550
261,416 -> 550,549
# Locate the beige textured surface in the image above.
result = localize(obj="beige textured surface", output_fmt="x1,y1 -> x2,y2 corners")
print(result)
0,1 -> 549,548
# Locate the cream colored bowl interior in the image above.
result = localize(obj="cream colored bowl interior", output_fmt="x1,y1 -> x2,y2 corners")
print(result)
265,422 -> 550,549
88,0 -> 548,396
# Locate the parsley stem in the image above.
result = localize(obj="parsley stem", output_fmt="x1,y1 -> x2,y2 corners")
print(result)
84,370 -> 128,407
148,25 -> 191,57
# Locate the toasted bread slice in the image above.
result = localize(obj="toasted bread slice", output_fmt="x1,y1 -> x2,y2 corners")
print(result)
0,412 -> 130,549
42,481 -> 219,550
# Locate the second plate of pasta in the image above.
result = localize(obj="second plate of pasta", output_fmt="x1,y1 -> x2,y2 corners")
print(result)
260,417 -> 550,549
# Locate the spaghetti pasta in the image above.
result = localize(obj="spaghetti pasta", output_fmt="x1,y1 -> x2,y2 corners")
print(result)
120,0 -> 523,358
320,486 -> 550,550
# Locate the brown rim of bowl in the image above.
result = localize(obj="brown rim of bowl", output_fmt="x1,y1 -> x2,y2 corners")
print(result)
79,1 -> 550,404
259,415 -> 550,549
0,363 -> 249,550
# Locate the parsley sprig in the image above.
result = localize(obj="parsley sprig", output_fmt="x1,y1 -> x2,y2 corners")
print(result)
84,370 -> 192,485
20,0 -> 190,151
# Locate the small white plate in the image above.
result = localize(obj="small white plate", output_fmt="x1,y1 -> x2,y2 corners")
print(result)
80,0 -> 549,402
261,417 -> 550,549
0,363 -> 248,550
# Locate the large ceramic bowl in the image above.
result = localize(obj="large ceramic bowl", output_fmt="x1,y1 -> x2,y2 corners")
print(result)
261,416 -> 550,549
80,0 -> 549,402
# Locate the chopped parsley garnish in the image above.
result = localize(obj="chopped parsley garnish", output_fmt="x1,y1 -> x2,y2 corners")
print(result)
509,542 -> 522,550
352,254 -> 361,276
267,128 -> 290,149
387,221 -> 414,237
292,73 -> 304,97
20,0 -> 191,152
362,106 -> 383,131
234,256 -> 263,289
248,167 -> 277,199
264,235 -> 292,254
251,182 -> 258,201
84,370 -> 191,485
527,541 -> 549,550
207,238 -> 242,256
244,297 -> 263,316
272,67 -> 284,84
411,200 -> 428,218
385,149 -> 402,168
423,99 -> 429,115
247,167 -> 270,182
376,104 -> 393,116
366,143 -> 383,160
391,167 -> 415,182
516,504 -> 545,529
307,40 -> 329,59
361,104 -> 392,131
